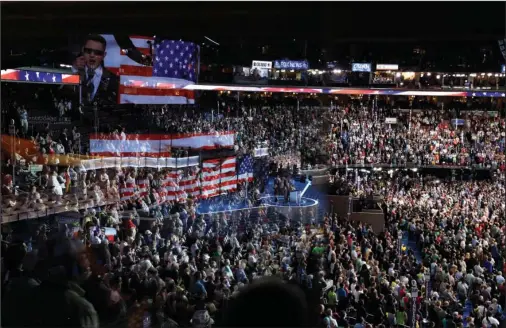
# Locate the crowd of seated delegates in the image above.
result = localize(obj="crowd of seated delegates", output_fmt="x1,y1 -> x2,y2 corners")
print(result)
3,163 -> 505,328
326,106 -> 506,169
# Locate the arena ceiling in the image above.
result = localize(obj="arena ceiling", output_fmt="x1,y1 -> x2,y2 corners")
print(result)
2,1 -> 505,50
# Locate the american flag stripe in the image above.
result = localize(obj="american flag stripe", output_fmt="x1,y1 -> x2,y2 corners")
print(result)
119,86 -> 195,99
120,65 -> 154,77
88,151 -> 173,157
201,157 -> 237,198
237,172 -> 253,182
118,75 -> 195,104
89,132 -> 234,156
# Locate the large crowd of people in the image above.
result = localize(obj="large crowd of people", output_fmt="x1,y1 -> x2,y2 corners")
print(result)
325,107 -> 505,169
3,162 -> 505,328
1,80 -> 506,328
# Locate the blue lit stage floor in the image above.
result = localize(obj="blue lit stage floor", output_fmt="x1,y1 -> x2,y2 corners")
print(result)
196,195 -> 250,215
195,195 -> 319,215
260,195 -> 318,207
196,177 -> 317,215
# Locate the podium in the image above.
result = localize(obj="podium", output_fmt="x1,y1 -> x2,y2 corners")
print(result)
289,190 -> 302,204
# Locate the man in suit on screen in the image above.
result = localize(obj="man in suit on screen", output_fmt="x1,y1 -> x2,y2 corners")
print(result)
72,34 -> 119,106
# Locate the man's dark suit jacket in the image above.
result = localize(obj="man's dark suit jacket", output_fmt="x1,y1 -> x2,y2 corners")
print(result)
87,68 -> 119,106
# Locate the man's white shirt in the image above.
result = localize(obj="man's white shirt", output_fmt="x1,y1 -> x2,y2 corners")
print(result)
71,65 -> 103,100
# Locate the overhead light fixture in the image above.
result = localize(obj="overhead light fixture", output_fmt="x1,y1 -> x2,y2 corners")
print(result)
204,36 -> 220,46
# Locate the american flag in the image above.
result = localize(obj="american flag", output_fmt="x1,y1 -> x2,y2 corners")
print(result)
0,70 -> 79,85
237,155 -> 254,183
153,40 -> 198,83
100,35 -> 198,104
201,157 -> 237,198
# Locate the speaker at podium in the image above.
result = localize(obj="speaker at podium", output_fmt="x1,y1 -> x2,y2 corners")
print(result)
289,190 -> 302,204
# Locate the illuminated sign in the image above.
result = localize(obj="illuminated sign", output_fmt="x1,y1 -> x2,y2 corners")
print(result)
351,63 -> 372,72
376,64 -> 399,71
252,61 -> 272,70
273,60 -> 309,70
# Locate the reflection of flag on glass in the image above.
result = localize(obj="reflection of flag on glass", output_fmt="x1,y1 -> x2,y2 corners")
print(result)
167,168 -> 201,199
101,35 -> 198,104
201,157 -> 237,198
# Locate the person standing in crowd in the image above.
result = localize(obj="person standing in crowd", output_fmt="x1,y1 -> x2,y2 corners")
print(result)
17,106 -> 28,137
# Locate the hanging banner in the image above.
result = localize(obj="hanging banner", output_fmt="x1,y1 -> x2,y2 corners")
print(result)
385,117 -> 398,124
1,69 -> 80,85
89,131 -> 235,156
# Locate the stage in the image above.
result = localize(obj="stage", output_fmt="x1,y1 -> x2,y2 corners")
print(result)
196,177 -> 319,224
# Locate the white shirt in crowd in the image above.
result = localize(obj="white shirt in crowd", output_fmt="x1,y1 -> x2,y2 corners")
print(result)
91,234 -> 103,245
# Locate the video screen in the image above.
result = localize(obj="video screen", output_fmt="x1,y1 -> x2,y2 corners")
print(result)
72,34 -> 200,105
